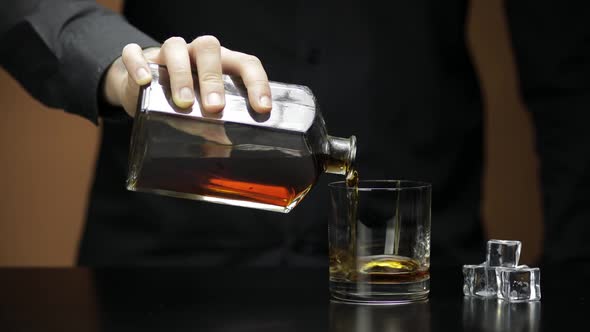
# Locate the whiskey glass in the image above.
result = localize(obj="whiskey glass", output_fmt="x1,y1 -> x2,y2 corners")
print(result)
329,180 -> 431,304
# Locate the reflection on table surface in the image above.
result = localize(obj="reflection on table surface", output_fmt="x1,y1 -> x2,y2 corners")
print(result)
462,297 -> 540,332
329,297 -> 540,332
329,300 -> 431,332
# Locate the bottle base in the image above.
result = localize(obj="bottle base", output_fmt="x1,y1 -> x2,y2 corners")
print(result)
127,186 -> 292,213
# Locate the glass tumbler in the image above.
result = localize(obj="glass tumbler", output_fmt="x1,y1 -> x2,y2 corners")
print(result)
328,180 -> 431,304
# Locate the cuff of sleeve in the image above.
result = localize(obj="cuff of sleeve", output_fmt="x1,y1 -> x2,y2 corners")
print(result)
60,12 -> 160,124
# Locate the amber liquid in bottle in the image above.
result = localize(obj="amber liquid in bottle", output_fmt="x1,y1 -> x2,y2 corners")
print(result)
134,153 -> 322,212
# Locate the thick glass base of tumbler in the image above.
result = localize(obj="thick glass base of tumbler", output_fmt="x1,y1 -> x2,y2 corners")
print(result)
330,278 -> 430,305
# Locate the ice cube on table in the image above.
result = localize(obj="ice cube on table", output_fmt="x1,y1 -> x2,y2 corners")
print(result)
486,239 -> 522,267
497,267 -> 541,302
463,264 -> 496,297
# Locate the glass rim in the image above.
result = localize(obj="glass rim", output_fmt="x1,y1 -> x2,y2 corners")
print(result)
328,180 -> 431,191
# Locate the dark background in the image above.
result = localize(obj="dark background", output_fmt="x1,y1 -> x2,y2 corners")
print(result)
0,0 -> 542,266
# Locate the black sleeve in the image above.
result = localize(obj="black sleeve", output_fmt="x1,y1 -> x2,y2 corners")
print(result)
0,0 -> 160,124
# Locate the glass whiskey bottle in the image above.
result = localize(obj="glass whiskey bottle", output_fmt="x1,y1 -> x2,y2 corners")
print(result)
127,64 -> 356,213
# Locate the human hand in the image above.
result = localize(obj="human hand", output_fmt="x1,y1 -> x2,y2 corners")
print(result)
103,35 -> 272,117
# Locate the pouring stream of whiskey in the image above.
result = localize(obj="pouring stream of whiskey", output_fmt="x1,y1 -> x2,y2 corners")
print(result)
345,170 -> 359,268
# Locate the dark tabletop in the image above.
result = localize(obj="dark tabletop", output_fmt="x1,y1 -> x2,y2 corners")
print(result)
0,265 -> 587,331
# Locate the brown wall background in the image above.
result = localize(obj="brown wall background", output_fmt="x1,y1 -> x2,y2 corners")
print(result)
468,0 -> 543,263
0,0 -> 543,266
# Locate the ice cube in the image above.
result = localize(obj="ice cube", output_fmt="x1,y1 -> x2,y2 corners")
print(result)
497,267 -> 541,302
463,264 -> 496,297
486,239 -> 522,267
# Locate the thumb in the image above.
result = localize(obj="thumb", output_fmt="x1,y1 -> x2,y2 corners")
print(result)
120,75 -> 141,117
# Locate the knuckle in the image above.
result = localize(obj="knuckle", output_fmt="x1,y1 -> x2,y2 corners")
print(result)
243,55 -> 262,67
168,66 -> 191,76
247,78 -> 270,89
163,36 -> 187,47
199,72 -> 223,84
193,35 -> 221,48
167,64 -> 192,79
122,43 -> 138,54
121,44 -> 140,60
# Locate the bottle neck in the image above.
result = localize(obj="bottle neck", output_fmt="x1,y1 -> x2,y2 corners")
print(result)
324,135 -> 357,175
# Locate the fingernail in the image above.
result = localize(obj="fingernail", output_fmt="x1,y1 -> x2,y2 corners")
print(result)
179,87 -> 194,101
207,92 -> 222,106
260,95 -> 271,108
136,67 -> 150,83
